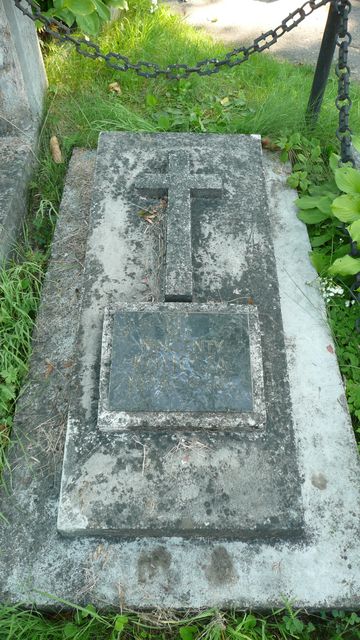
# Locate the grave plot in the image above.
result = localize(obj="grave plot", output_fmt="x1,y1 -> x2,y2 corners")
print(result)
57,133 -> 302,539
0,135 -> 359,609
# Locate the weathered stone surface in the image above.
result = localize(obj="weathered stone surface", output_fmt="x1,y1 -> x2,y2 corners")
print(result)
0,0 -> 47,260
0,136 -> 34,261
57,133 -> 302,538
99,303 -> 266,431
107,305 -> 254,413
137,149 -> 222,301
0,0 -> 46,134
0,141 -> 359,609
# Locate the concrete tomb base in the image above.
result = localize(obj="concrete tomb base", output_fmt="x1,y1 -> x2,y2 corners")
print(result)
0,135 -> 359,608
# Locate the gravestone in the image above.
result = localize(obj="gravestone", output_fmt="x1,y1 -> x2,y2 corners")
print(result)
57,133 -> 303,538
1,135 -> 360,609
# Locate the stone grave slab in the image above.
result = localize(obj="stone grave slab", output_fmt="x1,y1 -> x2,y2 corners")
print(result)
57,133 -> 303,538
1,140 -> 360,609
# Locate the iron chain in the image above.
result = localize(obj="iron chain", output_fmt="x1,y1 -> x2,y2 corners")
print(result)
15,0 -> 333,79
335,0 -> 354,165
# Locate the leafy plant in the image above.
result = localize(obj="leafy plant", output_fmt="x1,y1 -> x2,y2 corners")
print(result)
38,0 -> 128,35
277,133 -> 329,192
295,154 -> 360,278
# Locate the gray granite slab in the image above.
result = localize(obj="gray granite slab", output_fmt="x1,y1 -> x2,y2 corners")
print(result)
57,133 -> 303,538
1,144 -> 360,608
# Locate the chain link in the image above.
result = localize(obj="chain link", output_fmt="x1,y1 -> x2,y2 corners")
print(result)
335,0 -> 354,165
15,0 -> 332,79
334,0 -> 359,318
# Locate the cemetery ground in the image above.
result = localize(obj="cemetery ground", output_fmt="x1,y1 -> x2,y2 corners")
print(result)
0,0 -> 360,636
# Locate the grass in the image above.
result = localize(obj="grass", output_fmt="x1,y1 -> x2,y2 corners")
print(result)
0,252 -> 45,476
42,1 -> 360,151
0,604 -> 360,640
0,0 -> 359,633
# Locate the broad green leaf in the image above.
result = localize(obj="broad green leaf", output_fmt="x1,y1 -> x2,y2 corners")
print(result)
114,615 -> 129,632
348,219 -> 360,244
296,193 -> 334,215
64,0 -> 95,15
179,627 -> 198,640
333,243 -> 352,260
317,196 -> 333,215
310,250 -> 330,274
310,230 -> 334,247
76,10 -> 100,34
329,152 -> 340,173
157,113 -> 171,129
107,0 -> 128,9
308,182 -> 337,197
332,194 -> 360,222
54,0 -> 65,9
328,255 -> 360,276
146,93 -> 158,108
63,623 -> 79,638
93,0 -> 110,20
334,166 -> 360,194
297,209 -> 331,224
56,8 -> 76,26
353,135 -> 360,153
296,195 -> 324,210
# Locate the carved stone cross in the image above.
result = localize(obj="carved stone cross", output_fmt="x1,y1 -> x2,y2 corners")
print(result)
137,150 -> 222,301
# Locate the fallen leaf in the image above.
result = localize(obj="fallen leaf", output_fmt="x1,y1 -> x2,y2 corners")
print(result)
44,361 -> 55,377
49,136 -> 62,164
247,297 -> 254,305
261,137 -> 281,152
108,81 -> 122,95
220,96 -> 230,106
326,344 -> 334,354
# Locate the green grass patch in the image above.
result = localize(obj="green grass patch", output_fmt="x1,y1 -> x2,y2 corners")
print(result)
0,252 -> 45,476
0,605 -> 360,640
43,0 -> 360,150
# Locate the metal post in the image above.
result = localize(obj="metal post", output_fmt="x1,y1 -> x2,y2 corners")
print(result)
306,2 -> 341,126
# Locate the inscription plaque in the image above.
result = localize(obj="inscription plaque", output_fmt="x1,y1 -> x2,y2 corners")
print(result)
109,309 -> 252,412
98,303 -> 266,431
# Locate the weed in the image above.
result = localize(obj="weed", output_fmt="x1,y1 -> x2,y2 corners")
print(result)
1,604 -> 360,640
0,252 -> 45,475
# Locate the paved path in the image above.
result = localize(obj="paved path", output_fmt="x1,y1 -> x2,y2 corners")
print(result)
165,0 -> 360,80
